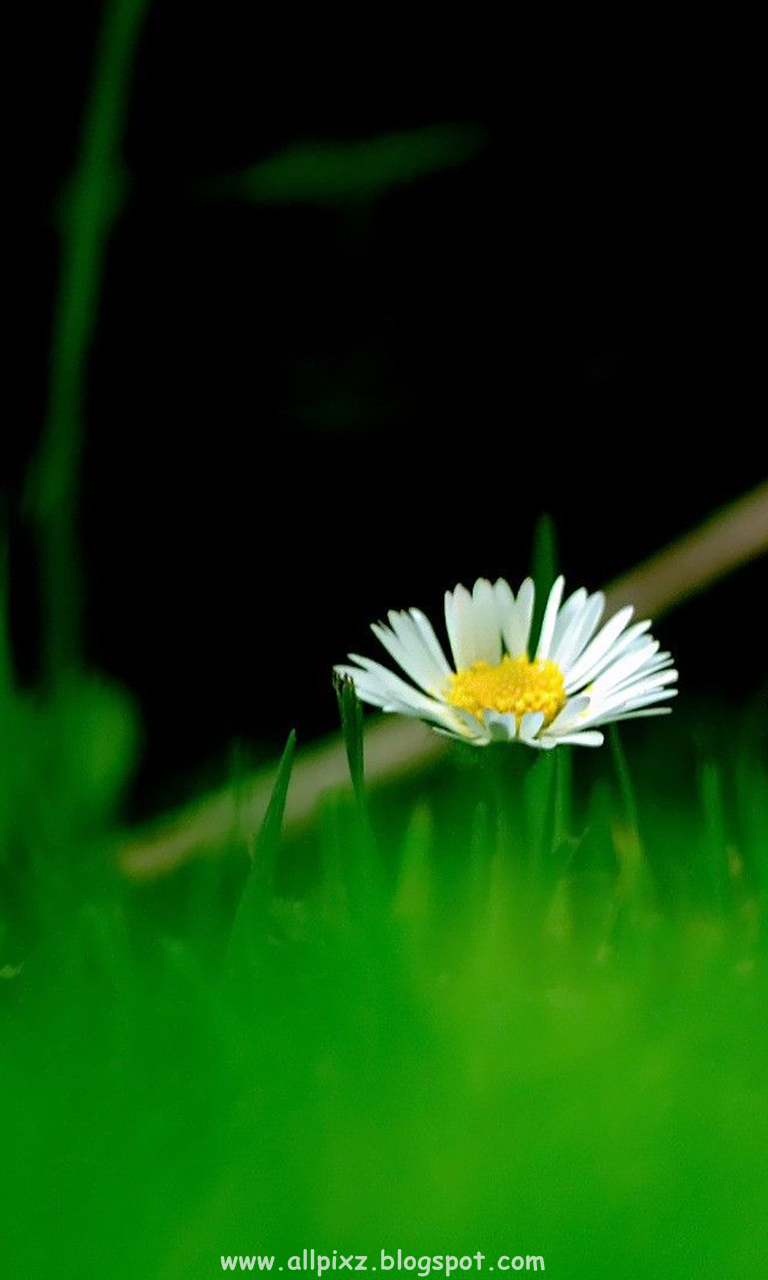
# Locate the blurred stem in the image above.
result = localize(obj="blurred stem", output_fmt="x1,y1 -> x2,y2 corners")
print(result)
481,747 -> 509,859
553,748 -> 573,849
26,0 -> 149,683
609,725 -> 640,838
530,513 -> 558,647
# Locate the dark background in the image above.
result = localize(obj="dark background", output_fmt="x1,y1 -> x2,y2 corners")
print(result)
10,4 -> 766,815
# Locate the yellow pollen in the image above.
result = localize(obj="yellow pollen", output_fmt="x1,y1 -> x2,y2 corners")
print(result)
447,655 -> 566,727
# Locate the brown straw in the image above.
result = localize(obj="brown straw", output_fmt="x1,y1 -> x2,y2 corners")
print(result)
119,481 -> 768,880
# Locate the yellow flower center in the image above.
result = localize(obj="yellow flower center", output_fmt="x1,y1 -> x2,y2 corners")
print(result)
447,655 -> 566,727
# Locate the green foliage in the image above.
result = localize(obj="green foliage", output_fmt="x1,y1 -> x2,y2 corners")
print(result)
0,577 -> 140,973
3,678 -> 768,1275
217,125 -> 484,205
698,759 -> 729,914
609,723 -> 640,834
227,728 -> 296,969
0,673 -> 139,858
3,559 -> 768,1274
27,0 -> 150,679
335,673 -> 366,809
530,512 -> 558,648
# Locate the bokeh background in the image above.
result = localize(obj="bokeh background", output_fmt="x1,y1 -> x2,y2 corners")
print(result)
11,3 -> 766,818
5,13 -> 768,1278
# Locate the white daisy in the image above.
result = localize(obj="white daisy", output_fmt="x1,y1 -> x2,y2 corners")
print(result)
335,576 -> 677,749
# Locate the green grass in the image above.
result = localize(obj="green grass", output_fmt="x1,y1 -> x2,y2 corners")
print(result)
2,624 -> 768,1277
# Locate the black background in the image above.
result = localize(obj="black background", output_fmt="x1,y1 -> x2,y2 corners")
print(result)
10,4 -> 766,814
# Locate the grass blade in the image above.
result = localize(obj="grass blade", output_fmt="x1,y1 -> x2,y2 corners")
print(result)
531,513 -> 558,647
227,729 -> 296,966
393,804 -> 433,924
609,725 -> 640,837
334,674 -> 367,811
216,125 -> 483,204
553,746 -> 573,849
333,674 -> 386,918
26,0 -> 149,681
698,760 -> 729,915
524,750 -> 557,881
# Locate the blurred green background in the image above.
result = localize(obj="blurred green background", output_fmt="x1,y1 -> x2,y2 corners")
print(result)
4,3 -> 768,1276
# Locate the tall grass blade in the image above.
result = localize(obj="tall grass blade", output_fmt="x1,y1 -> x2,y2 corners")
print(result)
25,0 -> 150,681
217,125 -> 483,204
334,674 -> 367,810
531,513 -> 558,647
227,729 -> 296,966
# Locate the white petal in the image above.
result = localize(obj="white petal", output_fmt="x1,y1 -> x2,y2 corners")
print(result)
391,610 -> 451,688
483,710 -> 518,741
550,588 -> 588,658
409,608 -> 452,678
547,730 -> 604,748
471,578 -> 502,665
536,575 -> 565,660
614,653 -> 675,684
433,723 -> 491,745
607,667 -> 678,703
444,584 -> 477,670
546,694 -> 592,734
503,577 -> 535,657
371,615 -> 446,696
588,640 -> 661,696
345,654 -> 451,723
560,603 -> 633,685
593,667 -> 677,711
583,688 -> 678,728
618,686 -> 679,712
519,709 -> 546,743
565,619 -> 652,692
552,592 -> 605,671
600,707 -> 673,723
493,578 -> 516,644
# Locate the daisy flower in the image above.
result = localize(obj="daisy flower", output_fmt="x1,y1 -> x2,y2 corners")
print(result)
335,576 -> 677,749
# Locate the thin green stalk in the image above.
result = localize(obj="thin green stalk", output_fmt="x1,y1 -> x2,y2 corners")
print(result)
609,724 -> 640,839
334,674 -> 384,916
227,730 -> 296,970
530,513 -> 558,647
26,0 -> 150,682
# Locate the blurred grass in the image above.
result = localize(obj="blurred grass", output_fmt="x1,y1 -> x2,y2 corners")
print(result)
212,125 -> 484,204
2,562 -> 768,1275
26,0 -> 149,682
